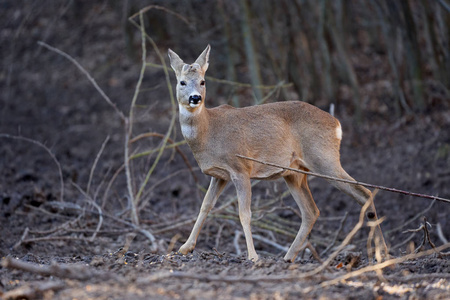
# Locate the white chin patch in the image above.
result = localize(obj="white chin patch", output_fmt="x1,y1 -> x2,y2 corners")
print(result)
189,102 -> 201,108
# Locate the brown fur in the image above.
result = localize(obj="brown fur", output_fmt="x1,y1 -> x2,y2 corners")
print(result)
168,45 -> 387,261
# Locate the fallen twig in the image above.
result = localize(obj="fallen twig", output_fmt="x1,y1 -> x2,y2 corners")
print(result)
404,217 -> 442,257
13,212 -> 84,249
2,280 -> 66,300
252,234 -> 288,252
1,256 -> 121,282
236,155 -> 450,204
13,227 -> 30,250
317,242 -> 450,288
20,202 -> 156,247
19,236 -> 95,244
302,241 -> 324,264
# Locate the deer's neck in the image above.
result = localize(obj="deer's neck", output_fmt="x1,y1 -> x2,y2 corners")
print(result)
178,104 -> 209,149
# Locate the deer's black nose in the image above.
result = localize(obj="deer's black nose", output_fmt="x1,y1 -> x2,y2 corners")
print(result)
189,95 -> 202,105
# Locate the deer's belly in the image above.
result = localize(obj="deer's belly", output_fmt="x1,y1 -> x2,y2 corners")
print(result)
202,166 -> 231,181
251,168 -> 285,180
202,164 -> 285,181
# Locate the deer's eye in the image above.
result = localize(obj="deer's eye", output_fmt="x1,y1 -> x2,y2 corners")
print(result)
200,80 -> 205,86
180,81 -> 186,86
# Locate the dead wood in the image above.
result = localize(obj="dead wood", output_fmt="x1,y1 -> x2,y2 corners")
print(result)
317,242 -> 450,288
404,217 -> 444,257
2,280 -> 66,300
1,257 -> 122,282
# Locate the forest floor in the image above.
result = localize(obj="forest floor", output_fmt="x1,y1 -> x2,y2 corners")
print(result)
1,2 -> 450,299
3,105 -> 450,299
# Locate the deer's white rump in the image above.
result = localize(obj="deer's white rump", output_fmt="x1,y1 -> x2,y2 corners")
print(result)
168,45 -> 387,262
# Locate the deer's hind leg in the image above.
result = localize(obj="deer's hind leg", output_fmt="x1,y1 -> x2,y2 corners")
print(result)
283,173 -> 320,262
310,155 -> 388,258
328,167 -> 388,258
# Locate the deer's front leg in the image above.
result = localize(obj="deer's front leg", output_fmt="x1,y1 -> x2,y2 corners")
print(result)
179,177 -> 228,255
232,174 -> 259,261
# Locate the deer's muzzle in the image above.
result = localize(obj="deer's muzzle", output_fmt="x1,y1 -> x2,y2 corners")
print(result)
189,95 -> 202,105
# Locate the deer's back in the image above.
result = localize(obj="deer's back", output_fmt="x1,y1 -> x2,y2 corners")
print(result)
207,100 -> 339,144
196,101 -> 341,180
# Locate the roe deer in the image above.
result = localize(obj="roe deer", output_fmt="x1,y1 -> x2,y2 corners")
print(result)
168,45 -> 387,262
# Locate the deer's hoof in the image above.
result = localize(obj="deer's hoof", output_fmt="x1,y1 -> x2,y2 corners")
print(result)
248,254 -> 259,262
283,252 -> 297,263
178,243 -> 195,255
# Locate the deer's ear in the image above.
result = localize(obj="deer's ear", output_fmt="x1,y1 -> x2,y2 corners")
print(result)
194,44 -> 210,74
168,49 -> 185,77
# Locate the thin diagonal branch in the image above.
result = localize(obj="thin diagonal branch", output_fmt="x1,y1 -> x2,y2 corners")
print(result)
0,134 -> 64,202
236,155 -> 450,204
37,41 -> 126,121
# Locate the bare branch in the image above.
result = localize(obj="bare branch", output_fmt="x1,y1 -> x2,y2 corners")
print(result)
37,41 -> 126,121
0,134 -> 64,202
237,155 -> 450,204
128,11 -> 179,216
1,256 -> 121,282
306,191 -> 375,276
318,243 -> 450,288
128,5 -> 191,25
2,280 -> 66,300
145,61 -> 293,89
252,234 -> 288,252
129,132 -> 197,183
87,135 -> 110,196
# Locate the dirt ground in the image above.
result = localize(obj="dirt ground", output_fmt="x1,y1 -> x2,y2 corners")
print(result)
1,2 -> 450,299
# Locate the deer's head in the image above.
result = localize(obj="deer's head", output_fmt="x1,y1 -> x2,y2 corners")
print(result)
168,45 -> 210,112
